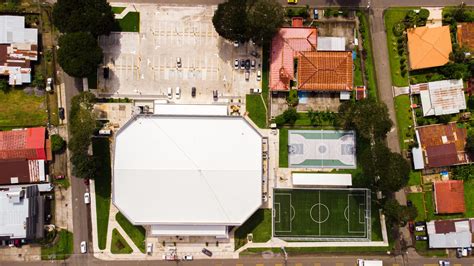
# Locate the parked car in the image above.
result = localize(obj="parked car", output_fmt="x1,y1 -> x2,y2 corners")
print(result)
167,87 -> 173,99
233,40 -> 239,47
288,0 -> 298,4
408,221 -> 414,233
234,59 -> 239,69
245,59 -> 251,70
182,255 -> 193,261
175,86 -> 181,99
415,235 -> 428,241
439,260 -> 450,266
407,200 -> 413,207
257,70 -> 261,81
313,9 -> 319,19
250,50 -> 259,58
191,87 -> 196,97
415,225 -> 425,232
251,59 -> 256,70
213,90 -> 218,101
176,57 -> 182,68
245,71 -> 250,81
240,59 -> 245,70
58,107 -> 65,120
202,248 -> 213,257
146,243 -> 153,255
103,67 -> 109,79
83,179 -> 90,186
56,175 -> 65,180
46,78 -> 53,92
80,241 -> 87,254
415,221 -> 426,226
457,248 -> 463,258
84,192 -> 90,204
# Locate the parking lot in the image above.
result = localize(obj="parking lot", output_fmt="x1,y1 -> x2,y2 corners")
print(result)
98,4 -> 261,104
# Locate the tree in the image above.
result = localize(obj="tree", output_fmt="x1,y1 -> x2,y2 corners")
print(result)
52,0 -> 115,37
212,0 -> 284,45
0,79 -> 9,93
212,0 -> 249,42
57,32 -> 103,78
383,199 -> 418,225
286,89 -> 299,107
71,151 -> 97,179
246,0 -> 284,45
282,108 -> 299,125
441,63 -> 469,79
466,129 -> 474,155
51,134 -> 66,153
338,99 -> 393,141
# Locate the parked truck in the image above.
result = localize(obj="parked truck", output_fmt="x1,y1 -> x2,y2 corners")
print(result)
357,259 -> 383,266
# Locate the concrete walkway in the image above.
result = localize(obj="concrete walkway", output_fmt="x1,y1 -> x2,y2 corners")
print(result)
369,8 -> 401,154
111,4 -> 137,20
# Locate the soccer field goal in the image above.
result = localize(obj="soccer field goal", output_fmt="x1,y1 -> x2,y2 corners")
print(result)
273,188 -> 371,241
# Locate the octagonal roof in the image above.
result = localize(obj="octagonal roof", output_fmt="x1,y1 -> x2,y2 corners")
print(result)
113,115 -> 262,226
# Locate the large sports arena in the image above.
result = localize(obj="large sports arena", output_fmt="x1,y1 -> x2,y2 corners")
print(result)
113,115 -> 263,238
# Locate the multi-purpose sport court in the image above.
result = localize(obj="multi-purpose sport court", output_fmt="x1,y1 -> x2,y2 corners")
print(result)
273,188 -> 370,240
288,130 -> 356,169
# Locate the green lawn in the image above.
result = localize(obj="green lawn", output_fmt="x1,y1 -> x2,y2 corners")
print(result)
116,212 -> 146,253
394,95 -> 414,151
261,42 -> 270,106
112,6 -> 126,14
357,11 -> 378,99
279,128 -> 288,168
273,188 -> 369,238
384,8 -> 414,87
111,229 -> 133,254
41,230 -> 73,260
246,94 -> 267,128
353,47 -> 364,86
407,193 -> 426,221
371,203 -> 384,241
92,138 -> 112,250
0,89 -> 47,128
408,171 -> 422,186
114,12 -> 140,32
234,209 -> 272,250
243,245 -> 392,255
415,240 -> 447,257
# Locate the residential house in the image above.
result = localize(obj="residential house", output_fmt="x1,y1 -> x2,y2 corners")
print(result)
0,127 -> 50,161
433,180 -> 465,214
457,22 -> 474,50
412,122 -> 469,169
410,79 -> 466,117
427,219 -> 473,248
0,16 -> 38,85
0,159 -> 46,185
407,26 -> 452,70
0,185 -> 44,241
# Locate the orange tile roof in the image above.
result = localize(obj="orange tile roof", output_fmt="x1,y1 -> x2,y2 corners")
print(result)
434,180 -> 466,214
407,26 -> 452,70
296,51 -> 353,91
457,23 -> 474,50
270,28 -> 317,91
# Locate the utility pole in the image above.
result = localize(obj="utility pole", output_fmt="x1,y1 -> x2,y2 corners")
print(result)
281,246 -> 288,266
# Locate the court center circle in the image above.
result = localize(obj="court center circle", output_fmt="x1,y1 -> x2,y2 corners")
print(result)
310,203 -> 330,224
318,144 -> 328,154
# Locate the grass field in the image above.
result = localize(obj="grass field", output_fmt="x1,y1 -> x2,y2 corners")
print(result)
273,188 -> 370,239
279,128 -> 289,167
394,95 -> 415,151
116,212 -> 146,253
353,48 -> 364,86
0,89 -> 47,128
111,229 -> 133,254
112,6 -> 126,14
114,12 -> 140,32
93,138 -> 112,250
234,209 -> 272,250
41,230 -> 73,260
357,11 -> 378,99
246,94 -> 267,128
384,8 -> 414,87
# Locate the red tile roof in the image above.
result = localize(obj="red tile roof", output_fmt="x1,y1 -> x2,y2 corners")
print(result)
296,51 -> 353,91
434,180 -> 466,214
0,127 -> 46,160
417,123 -> 469,168
291,17 -> 304,28
270,28 -> 317,91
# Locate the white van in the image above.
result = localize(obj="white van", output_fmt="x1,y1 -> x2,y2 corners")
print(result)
146,243 -> 153,255
167,87 -> 173,99
175,86 -> 181,99
80,241 -> 87,254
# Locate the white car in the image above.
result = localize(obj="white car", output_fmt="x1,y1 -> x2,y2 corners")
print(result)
233,40 -> 239,47
256,70 -> 261,81
415,225 -> 425,232
234,59 -> 239,70
175,87 -> 181,99
182,255 -> 193,261
80,241 -> 87,254
84,192 -> 90,204
167,87 -> 173,99
46,78 -> 53,92
146,243 -> 153,255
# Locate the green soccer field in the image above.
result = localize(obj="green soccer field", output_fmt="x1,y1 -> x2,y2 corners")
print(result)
273,188 -> 370,239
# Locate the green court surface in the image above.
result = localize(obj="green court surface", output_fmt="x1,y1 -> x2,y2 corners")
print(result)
273,188 -> 370,240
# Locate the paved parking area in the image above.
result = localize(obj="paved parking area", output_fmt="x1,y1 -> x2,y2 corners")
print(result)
98,4 -> 261,104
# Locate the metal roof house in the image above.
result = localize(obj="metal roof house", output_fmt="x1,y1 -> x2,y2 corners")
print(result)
0,16 -> 38,85
427,219 -> 473,248
0,185 -> 44,240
